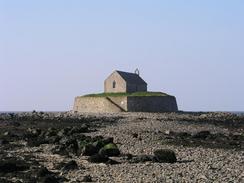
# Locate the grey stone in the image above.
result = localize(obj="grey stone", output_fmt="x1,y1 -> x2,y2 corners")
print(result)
153,149 -> 177,163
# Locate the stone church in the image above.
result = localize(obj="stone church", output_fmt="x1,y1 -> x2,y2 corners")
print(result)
73,69 -> 178,113
104,70 -> 147,93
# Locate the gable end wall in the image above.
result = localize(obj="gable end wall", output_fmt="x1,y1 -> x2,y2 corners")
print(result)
104,72 -> 126,93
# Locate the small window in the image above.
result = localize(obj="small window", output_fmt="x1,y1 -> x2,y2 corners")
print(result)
113,81 -> 116,88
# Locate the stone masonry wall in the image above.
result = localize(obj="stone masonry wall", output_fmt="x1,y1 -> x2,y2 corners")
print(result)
73,97 -> 124,113
106,97 -> 127,111
104,72 -> 126,93
73,96 -> 178,113
127,96 -> 178,112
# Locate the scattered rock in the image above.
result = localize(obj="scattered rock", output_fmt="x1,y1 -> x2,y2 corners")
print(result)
68,125 -> 89,135
131,154 -> 155,163
27,128 -> 41,137
82,144 -> 98,156
132,133 -> 138,138
124,153 -> 133,160
27,138 -> 48,147
164,130 -> 173,135
0,139 -> 9,145
88,154 -> 109,163
0,158 -> 29,173
0,178 -> 14,183
61,160 -> 79,171
102,137 -> 114,144
106,159 -> 120,165
3,131 -> 10,136
81,175 -> 92,182
153,149 -> 177,163
0,111 -> 243,182
39,174 -> 60,183
57,129 -> 68,137
36,167 -> 54,177
58,137 -> 79,155
48,135 -> 61,144
92,140 -> 105,150
177,132 -> 191,137
192,131 -> 211,139
45,128 -> 57,137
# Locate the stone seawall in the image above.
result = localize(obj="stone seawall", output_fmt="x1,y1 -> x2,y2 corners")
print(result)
73,96 -> 127,113
73,96 -> 178,113
127,96 -> 178,112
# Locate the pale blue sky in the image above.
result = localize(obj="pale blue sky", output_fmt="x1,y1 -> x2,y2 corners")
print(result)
0,0 -> 244,111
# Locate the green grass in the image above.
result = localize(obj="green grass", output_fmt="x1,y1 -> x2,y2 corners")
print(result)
82,91 -> 169,97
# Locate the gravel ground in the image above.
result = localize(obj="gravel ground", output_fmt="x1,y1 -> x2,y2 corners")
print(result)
0,112 -> 243,183
83,113 -> 244,182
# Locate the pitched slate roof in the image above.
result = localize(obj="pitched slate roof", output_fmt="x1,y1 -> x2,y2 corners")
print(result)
116,70 -> 147,85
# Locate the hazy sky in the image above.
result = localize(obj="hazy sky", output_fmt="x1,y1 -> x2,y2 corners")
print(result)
1,0 -> 244,111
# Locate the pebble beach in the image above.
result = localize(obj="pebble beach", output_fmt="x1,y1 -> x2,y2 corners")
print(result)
0,111 -> 243,182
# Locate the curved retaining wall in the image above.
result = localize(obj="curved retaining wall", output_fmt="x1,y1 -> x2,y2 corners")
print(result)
73,96 -> 178,113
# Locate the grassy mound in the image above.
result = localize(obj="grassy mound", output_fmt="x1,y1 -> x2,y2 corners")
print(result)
83,91 -> 169,97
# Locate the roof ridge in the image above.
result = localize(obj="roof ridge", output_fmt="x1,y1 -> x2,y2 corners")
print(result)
115,70 -> 147,85
116,70 -> 136,74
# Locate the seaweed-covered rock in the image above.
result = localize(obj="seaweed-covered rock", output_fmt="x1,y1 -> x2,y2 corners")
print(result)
99,143 -> 120,157
0,139 -> 9,145
177,132 -> 191,138
26,128 -> 42,137
192,131 -> 211,139
88,154 -> 109,163
44,128 -> 57,138
92,140 -> 105,150
0,178 -> 14,183
92,137 -> 114,150
27,137 -> 48,147
102,137 -> 114,144
59,137 -> 78,148
57,129 -> 67,137
82,144 -> 98,156
68,125 -> 89,135
153,149 -> 177,163
39,175 -> 60,183
36,167 -> 54,177
66,142 -> 79,156
0,158 -> 29,173
48,135 -> 61,144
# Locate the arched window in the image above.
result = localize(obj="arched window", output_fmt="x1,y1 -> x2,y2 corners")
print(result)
113,81 -> 116,88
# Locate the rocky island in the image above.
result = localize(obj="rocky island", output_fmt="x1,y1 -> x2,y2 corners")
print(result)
73,70 -> 178,113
